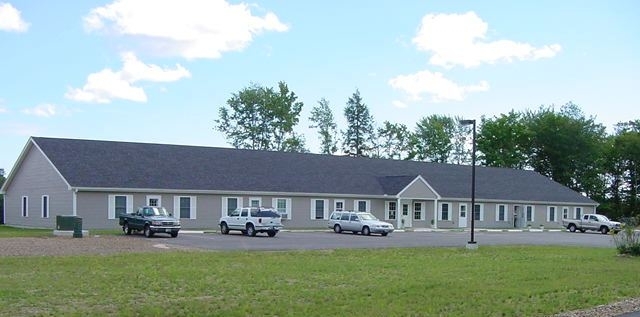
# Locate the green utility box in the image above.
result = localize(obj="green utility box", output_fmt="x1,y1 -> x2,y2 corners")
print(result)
72,217 -> 83,238
56,215 -> 77,230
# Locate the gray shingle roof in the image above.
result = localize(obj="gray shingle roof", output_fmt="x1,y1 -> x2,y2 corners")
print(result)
32,137 -> 597,204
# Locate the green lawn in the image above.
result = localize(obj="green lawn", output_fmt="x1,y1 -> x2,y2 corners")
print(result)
0,225 -> 52,237
0,246 -> 638,316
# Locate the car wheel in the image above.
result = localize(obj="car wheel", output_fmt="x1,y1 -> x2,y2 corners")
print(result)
600,226 -> 609,235
381,232 -> 388,237
220,222 -> 229,234
123,223 -> 132,235
334,224 -> 342,233
362,226 -> 371,236
267,231 -> 277,237
144,225 -> 153,238
568,224 -> 577,232
170,231 -> 179,238
246,224 -> 256,237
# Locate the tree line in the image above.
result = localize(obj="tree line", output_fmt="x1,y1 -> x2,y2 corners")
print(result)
214,81 -> 639,219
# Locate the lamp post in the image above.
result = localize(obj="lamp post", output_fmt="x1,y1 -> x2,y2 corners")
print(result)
459,119 -> 477,249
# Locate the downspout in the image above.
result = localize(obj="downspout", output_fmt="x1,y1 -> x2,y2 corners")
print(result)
72,188 -> 77,216
433,199 -> 438,229
396,197 -> 401,229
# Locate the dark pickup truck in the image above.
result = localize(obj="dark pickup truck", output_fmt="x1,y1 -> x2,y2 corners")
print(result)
119,206 -> 181,238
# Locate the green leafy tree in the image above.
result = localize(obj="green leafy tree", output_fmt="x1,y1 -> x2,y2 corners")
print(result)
342,89 -> 375,157
409,115 -> 455,163
450,116 -> 472,165
309,98 -> 338,154
607,121 -> 640,218
477,111 -> 530,168
215,81 -> 306,152
376,121 -> 411,160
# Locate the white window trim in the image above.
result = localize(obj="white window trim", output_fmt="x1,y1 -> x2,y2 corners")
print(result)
146,195 -> 162,207
547,206 -> 557,222
310,199 -> 328,220
22,196 -> 28,217
495,204 -> 507,222
562,207 -> 569,219
353,200 -> 370,212
108,194 -> 133,220
525,205 -> 535,222
41,195 -> 49,218
413,202 -> 425,221
438,202 -> 450,221
272,198 -> 292,220
473,203 -> 484,221
334,199 -> 345,212
385,201 -> 397,220
222,196 -> 241,217
249,197 -> 262,208
174,196 -> 197,219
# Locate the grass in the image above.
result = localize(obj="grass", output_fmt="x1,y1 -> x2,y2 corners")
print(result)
0,246 -> 638,316
0,225 -> 52,238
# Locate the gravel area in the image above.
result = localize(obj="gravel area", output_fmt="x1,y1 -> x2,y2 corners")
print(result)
1,235 -> 638,316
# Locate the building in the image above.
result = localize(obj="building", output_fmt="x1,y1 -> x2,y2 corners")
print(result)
1,137 -> 598,230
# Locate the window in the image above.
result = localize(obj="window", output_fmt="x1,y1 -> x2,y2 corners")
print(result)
575,207 -> 582,219
496,204 -> 507,222
402,204 -> 409,216
147,195 -> 161,207
174,196 -> 197,219
41,195 -> 49,218
354,200 -> 369,212
414,202 -> 423,220
562,207 -> 569,219
272,198 -> 292,219
311,199 -> 327,220
334,200 -> 345,211
386,201 -> 397,220
440,203 -> 450,221
223,197 -> 240,216
525,205 -> 534,222
459,204 -> 467,218
22,196 -> 28,217
473,204 -> 484,221
229,208 -> 240,217
250,197 -> 261,207
109,195 -> 132,219
547,206 -> 557,222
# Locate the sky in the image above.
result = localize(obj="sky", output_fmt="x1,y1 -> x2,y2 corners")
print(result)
1,0 -> 638,176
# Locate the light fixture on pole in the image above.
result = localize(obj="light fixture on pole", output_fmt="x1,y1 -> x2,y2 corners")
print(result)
459,119 -> 477,249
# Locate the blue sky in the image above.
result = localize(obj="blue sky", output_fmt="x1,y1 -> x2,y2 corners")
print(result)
1,0 -> 638,175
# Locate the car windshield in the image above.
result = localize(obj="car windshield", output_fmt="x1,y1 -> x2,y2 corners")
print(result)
150,207 -> 169,216
599,215 -> 610,222
359,213 -> 378,220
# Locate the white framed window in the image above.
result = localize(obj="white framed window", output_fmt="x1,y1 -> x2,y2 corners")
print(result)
413,202 -> 424,220
250,197 -> 261,207
473,204 -> 484,221
547,206 -> 557,222
334,199 -> 345,211
272,198 -> 292,219
574,207 -> 583,219
439,202 -> 450,221
222,197 -> 241,217
22,196 -> 28,217
562,207 -> 569,219
354,200 -> 370,212
310,199 -> 328,220
525,205 -> 534,222
146,195 -> 162,207
108,195 -> 133,219
496,204 -> 507,222
174,196 -> 197,219
386,201 -> 397,220
41,195 -> 49,218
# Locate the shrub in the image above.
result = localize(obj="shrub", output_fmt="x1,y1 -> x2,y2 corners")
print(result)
613,217 -> 640,256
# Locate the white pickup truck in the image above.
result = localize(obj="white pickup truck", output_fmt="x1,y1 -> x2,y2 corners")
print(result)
219,207 -> 283,237
562,214 -> 622,234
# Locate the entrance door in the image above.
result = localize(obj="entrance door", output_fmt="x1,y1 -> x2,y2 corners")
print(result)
458,204 -> 468,228
401,203 -> 412,228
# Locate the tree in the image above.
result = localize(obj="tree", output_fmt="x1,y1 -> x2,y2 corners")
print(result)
309,98 -> 338,154
342,89 -> 375,157
602,121 -> 640,218
215,81 -> 306,152
450,116 -> 472,165
476,111 -> 530,168
376,121 -> 411,160
408,115 -> 455,163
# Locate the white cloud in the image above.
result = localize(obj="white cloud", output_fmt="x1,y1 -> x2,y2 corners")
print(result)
22,103 -> 59,117
391,100 -> 408,109
66,52 -> 191,103
389,70 -> 489,102
0,107 -> 6,113
413,12 -> 561,68
84,0 -> 289,59
0,2 -> 29,32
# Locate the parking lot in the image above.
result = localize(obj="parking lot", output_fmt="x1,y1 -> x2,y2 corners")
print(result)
153,230 -> 618,251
